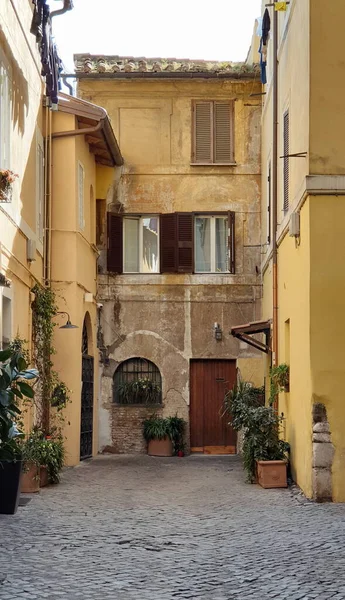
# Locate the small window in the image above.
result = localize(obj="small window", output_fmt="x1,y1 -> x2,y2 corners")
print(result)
192,101 -> 234,164
0,55 -> 11,169
114,357 -> 162,405
36,134 -> 44,242
283,110 -> 289,213
123,216 -> 159,273
195,215 -> 229,273
1,292 -> 12,350
78,163 -> 85,230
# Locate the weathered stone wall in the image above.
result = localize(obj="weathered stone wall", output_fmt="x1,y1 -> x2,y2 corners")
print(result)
109,405 -> 163,454
312,403 -> 334,502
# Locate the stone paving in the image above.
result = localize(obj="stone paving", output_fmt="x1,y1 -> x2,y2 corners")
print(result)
1,455 -> 345,599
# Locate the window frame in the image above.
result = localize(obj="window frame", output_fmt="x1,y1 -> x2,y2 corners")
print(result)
191,100 -> 235,166
78,161 -> 85,231
194,213 -> 231,274
123,214 -> 160,274
113,357 -> 162,405
0,49 -> 11,170
0,286 -> 12,351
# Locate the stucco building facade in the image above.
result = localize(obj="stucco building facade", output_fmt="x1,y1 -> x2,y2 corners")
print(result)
75,56 -> 263,454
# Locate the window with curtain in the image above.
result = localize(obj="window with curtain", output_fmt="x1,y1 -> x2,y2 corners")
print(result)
123,216 -> 159,273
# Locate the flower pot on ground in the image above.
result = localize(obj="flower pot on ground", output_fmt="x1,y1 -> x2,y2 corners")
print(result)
21,461 -> 40,493
40,465 -> 49,487
256,460 -> 287,488
223,378 -> 289,486
0,460 -> 23,514
0,348 -> 38,514
143,415 -> 173,457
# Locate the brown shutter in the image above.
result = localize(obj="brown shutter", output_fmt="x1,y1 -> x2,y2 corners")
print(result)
283,110 -> 289,212
160,214 -> 177,273
214,102 -> 233,163
228,212 -> 235,274
193,101 -> 212,163
267,163 -> 271,244
107,212 -> 123,273
177,213 -> 193,273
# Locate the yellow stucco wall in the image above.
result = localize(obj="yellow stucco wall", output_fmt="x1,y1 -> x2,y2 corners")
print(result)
51,111 -> 101,465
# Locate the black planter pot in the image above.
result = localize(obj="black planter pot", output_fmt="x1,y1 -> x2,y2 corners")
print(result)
0,460 -> 22,515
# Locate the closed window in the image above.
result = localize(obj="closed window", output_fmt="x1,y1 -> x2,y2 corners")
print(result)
283,110 -> 289,212
0,55 -> 11,169
123,216 -> 159,273
0,290 -> 12,350
107,212 -> 235,275
78,163 -> 85,230
113,357 -> 162,405
192,101 -> 234,164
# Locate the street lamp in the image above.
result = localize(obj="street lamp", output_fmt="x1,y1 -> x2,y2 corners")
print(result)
56,311 -> 78,329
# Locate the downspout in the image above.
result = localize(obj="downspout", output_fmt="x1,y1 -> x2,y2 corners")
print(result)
272,8 -> 279,404
50,0 -> 74,19
52,119 -> 104,140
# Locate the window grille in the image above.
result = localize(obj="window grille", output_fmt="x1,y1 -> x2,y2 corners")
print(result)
113,357 -> 162,405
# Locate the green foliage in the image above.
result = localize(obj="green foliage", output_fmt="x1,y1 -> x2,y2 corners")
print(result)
166,415 -> 186,455
269,363 -> 290,405
142,414 -> 186,454
223,378 -> 289,483
118,378 -> 161,405
0,348 -> 39,461
20,428 -> 65,483
143,415 -> 169,441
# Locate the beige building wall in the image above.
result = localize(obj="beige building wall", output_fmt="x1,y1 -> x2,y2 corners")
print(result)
78,73 -> 263,453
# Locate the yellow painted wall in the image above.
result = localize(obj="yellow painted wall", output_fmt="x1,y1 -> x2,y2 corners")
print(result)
309,195 -> 345,501
51,111 -> 100,465
0,2 -> 44,352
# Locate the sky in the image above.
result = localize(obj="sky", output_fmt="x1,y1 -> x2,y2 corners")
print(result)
49,0 -> 262,74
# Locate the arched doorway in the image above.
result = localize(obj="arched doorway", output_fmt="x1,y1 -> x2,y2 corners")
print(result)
80,314 -> 94,460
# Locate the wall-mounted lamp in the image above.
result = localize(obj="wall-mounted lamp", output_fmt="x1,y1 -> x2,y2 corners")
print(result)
55,311 -> 78,329
214,322 -> 222,341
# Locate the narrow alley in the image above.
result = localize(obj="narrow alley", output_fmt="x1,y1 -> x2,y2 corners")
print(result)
1,456 -> 345,600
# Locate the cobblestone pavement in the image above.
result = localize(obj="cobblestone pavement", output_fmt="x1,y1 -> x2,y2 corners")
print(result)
1,455 -> 345,600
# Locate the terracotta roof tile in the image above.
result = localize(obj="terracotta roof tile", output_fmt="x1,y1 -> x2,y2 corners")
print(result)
74,54 -> 259,78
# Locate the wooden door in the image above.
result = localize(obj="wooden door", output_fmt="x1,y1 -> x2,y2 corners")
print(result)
190,359 -> 237,454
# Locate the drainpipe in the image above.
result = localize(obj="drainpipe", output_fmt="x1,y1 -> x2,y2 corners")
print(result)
50,0 -> 74,19
272,8 -> 279,404
52,119 -> 104,140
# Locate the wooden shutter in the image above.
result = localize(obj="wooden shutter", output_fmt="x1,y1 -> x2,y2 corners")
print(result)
214,102 -> 233,163
177,213 -> 193,273
193,102 -> 212,163
283,110 -> 289,212
160,214 -> 177,273
228,212 -> 235,274
267,163 -> 271,244
107,213 -> 123,273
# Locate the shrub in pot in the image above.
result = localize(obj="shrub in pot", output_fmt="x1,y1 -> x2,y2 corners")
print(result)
39,434 -> 65,485
166,415 -> 186,456
223,379 -> 289,487
143,416 -> 173,456
0,348 -> 38,513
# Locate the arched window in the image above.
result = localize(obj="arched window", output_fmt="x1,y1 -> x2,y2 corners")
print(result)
114,357 -> 162,405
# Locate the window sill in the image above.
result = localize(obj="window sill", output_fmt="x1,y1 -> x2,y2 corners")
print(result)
190,162 -> 237,167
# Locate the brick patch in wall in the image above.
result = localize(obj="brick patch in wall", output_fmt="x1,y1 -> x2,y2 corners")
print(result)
110,404 -> 163,454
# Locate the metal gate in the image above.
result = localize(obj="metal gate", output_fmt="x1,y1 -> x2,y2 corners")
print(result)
80,319 -> 94,460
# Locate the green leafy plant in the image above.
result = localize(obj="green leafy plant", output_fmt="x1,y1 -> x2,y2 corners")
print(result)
0,348 -> 38,461
270,363 -> 290,404
39,435 -> 65,483
223,378 -> 289,483
143,415 -> 169,441
166,415 -> 186,455
118,378 -> 161,405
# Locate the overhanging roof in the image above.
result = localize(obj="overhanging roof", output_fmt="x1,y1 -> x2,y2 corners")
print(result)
57,93 -> 123,167
231,320 -> 271,354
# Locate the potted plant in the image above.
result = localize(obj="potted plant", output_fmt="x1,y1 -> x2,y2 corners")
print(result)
0,169 -> 18,203
118,378 -> 161,404
0,348 -> 38,514
166,415 -> 186,456
143,415 -> 173,456
223,378 -> 289,488
20,429 -> 43,493
270,363 -> 290,396
39,434 -> 65,485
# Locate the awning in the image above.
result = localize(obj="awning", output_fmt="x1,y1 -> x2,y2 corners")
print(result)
230,320 -> 271,354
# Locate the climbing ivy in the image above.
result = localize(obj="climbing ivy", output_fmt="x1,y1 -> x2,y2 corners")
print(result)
31,285 -> 70,432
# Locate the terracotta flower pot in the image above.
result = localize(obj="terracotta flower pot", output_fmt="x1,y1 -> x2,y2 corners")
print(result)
148,438 -> 173,457
256,460 -> 287,489
40,466 -> 49,487
21,462 -> 40,493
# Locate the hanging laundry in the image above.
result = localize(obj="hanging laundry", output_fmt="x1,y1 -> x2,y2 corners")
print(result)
274,2 -> 287,10
262,8 -> 271,45
259,39 -> 267,85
